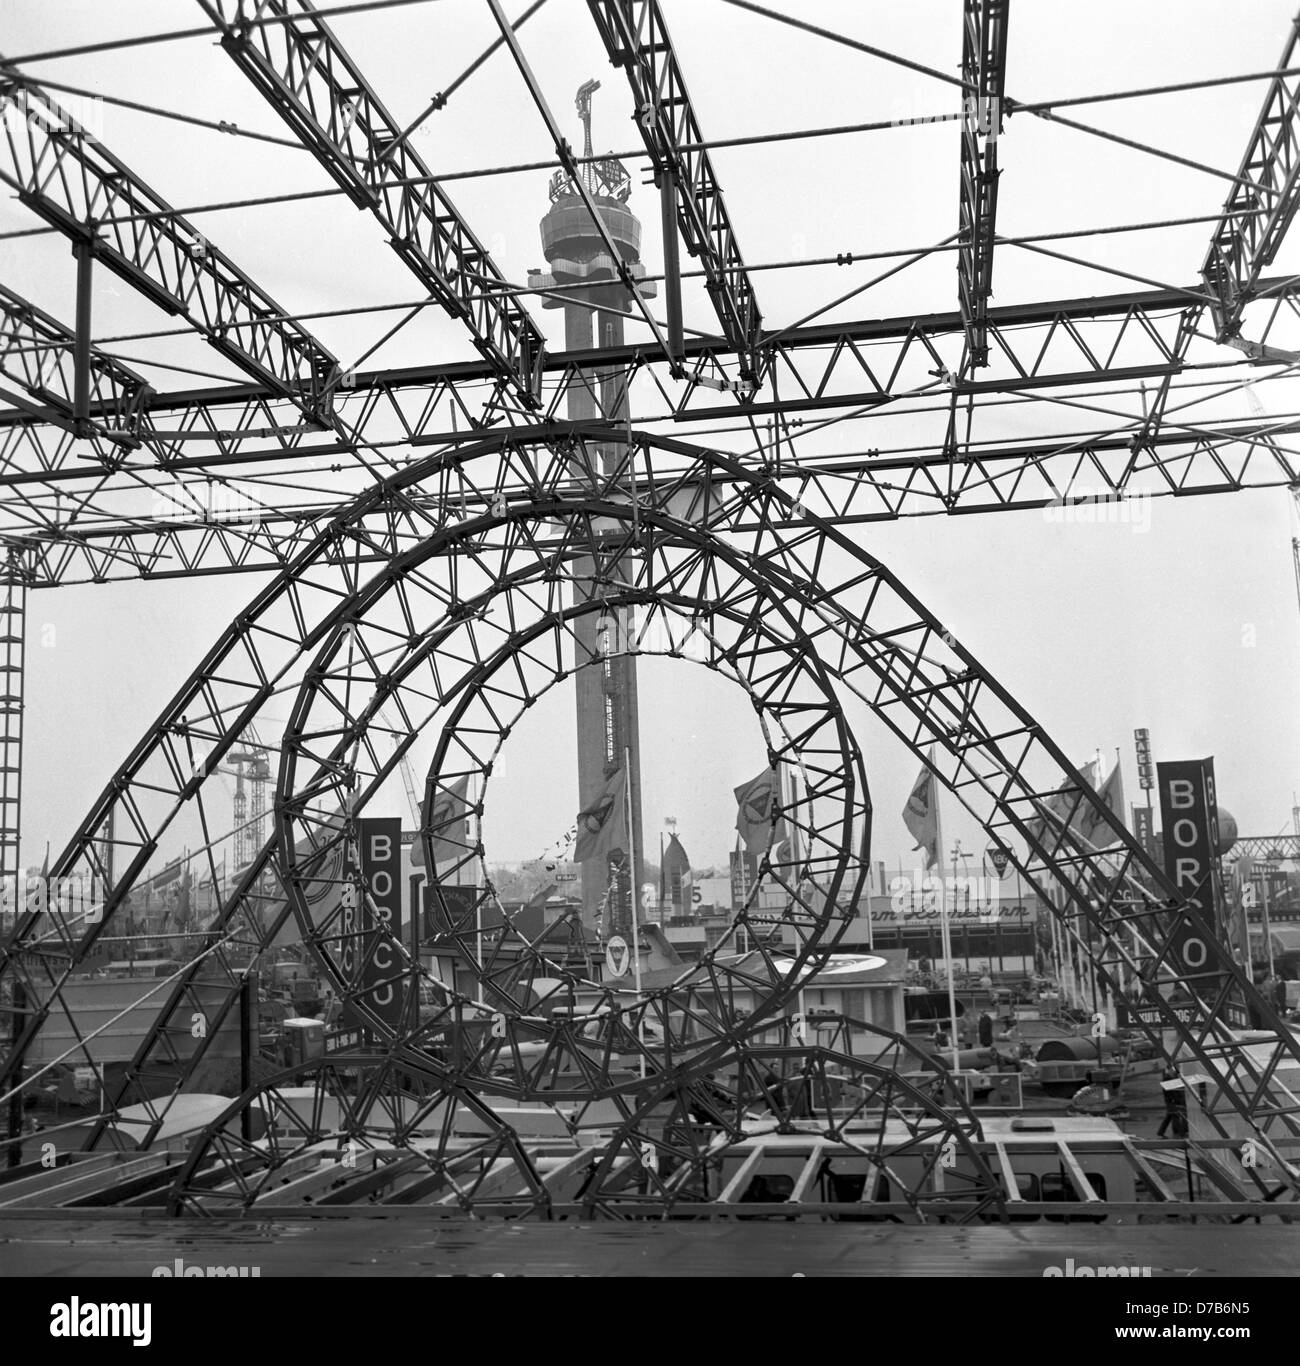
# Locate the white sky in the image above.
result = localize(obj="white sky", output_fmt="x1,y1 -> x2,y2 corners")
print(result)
5,0 -> 1300,877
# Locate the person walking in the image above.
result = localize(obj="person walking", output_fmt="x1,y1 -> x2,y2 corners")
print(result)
1157,1066 -> 1187,1138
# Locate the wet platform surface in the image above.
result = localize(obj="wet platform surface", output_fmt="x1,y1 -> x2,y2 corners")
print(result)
1,1216 -> 1295,1277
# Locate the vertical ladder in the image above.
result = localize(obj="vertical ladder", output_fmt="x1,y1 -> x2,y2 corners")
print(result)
0,563 -> 25,1165
0,567 -> 25,892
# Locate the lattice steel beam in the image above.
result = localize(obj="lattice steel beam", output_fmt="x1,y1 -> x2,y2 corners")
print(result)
196,0 -> 546,410
1233,834 -> 1300,861
588,0 -> 765,382
3,413 -> 1299,587
0,284 -> 153,456
0,69 -> 339,416
0,283 -> 1295,587
0,281 -> 1258,468
957,0 -> 1009,367
1201,14 -> 1300,341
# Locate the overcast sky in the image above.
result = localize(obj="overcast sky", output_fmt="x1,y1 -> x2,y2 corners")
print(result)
5,1 -> 1300,879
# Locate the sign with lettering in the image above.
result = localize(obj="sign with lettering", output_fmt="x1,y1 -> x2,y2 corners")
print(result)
356,817 -> 406,1031
730,850 -> 757,910
423,882 -> 480,940
1131,804 -> 1160,867
1157,759 -> 1229,988
1134,727 -> 1154,791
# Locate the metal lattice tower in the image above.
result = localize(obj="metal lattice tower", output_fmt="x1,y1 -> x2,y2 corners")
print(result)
530,81 -> 656,935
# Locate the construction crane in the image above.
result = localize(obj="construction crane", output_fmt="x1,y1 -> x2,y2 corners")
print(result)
1292,484 -> 1300,623
223,724 -> 273,873
378,705 -> 422,831
1246,384 -> 1300,632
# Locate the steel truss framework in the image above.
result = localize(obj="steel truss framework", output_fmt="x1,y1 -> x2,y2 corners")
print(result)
2,280 -> 1300,586
1,5 -> 1300,1219
1,428 -> 1300,1216
1202,13 -> 1300,341
957,0 -> 1008,368
194,0 -> 546,411
588,0 -> 765,381
164,1024 -> 1006,1220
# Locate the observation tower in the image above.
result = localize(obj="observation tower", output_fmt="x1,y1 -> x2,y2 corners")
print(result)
529,81 -> 656,935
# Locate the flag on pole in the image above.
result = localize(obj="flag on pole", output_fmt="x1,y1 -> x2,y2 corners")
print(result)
574,767 -> 628,863
428,775 -> 472,867
1076,761 -> 1126,845
1027,758 -> 1098,846
734,767 -> 786,854
902,759 -> 940,870
150,857 -> 184,888
176,863 -> 193,929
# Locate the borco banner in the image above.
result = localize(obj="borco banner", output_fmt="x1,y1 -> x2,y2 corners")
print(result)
354,816 -> 408,1033
1156,759 -> 1231,996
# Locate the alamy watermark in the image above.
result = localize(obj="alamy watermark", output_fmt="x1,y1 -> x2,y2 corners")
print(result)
1043,487 -> 1152,534
151,484 -> 266,525
152,1257 -> 261,1278
889,871 -> 1001,914
594,605 -> 716,663
2,89 -> 106,143
50,1298 -> 151,1346
1043,1258 -> 1152,1277
0,872 -> 103,920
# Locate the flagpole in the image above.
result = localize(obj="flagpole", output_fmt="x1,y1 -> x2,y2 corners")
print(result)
623,747 -> 645,1080
782,760 -> 810,1028
659,828 -> 665,914
929,750 -> 960,1076
472,773 -> 483,1006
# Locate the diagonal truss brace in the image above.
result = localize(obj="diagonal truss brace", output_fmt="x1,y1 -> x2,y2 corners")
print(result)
957,0 -> 1009,368
589,0 -> 765,384
197,0 -> 546,410
1201,13 -> 1300,341
0,284 -> 153,453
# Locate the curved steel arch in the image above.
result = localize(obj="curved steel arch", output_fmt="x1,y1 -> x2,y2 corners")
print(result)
163,1016 -> 1005,1221
165,1053 -> 547,1218
271,487 -> 872,1098
3,423 -> 1299,1201
576,1022 -> 1006,1222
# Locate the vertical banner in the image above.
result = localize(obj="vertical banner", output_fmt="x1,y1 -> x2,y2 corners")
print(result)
730,850 -> 757,910
1157,760 -> 1236,1009
1131,805 -> 1161,868
357,816 -> 405,1032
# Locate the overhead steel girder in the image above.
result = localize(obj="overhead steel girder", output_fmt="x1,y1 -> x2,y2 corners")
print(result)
4,412 -> 1300,587
0,283 -> 1293,574
0,284 -> 154,456
1201,14 -> 1300,340
1232,833 -> 1300,861
0,70 -> 339,417
0,280 -> 1263,484
588,0 -> 765,382
957,0 -> 1009,368
196,0 -> 545,411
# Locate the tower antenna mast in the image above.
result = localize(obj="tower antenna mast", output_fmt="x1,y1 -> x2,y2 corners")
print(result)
576,78 -> 600,185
